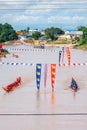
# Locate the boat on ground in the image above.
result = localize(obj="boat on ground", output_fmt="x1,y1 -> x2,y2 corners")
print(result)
2,77 -> 22,92
70,78 -> 79,92
12,54 -> 19,58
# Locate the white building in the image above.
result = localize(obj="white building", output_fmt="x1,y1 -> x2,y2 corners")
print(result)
29,29 -> 39,36
65,30 -> 83,36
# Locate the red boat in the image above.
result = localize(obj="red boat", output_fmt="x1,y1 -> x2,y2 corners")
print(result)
12,54 -> 19,58
2,77 -> 22,92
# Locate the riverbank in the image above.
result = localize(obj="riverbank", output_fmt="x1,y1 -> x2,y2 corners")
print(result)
1,39 -> 87,51
1,40 -> 22,45
73,44 -> 87,51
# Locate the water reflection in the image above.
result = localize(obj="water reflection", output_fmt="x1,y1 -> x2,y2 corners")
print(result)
44,89 -> 47,101
72,91 -> 76,101
72,89 -> 79,101
51,91 -> 55,104
36,90 -> 40,109
51,91 -> 56,115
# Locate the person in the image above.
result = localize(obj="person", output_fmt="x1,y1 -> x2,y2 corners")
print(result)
70,78 -> 78,91
16,77 -> 22,85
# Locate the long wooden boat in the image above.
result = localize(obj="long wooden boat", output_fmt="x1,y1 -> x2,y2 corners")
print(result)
70,78 -> 79,92
2,77 -> 21,92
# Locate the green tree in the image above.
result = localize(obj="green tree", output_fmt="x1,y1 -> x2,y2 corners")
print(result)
0,23 -> 18,42
77,26 -> 87,45
78,26 -> 87,40
21,27 -> 30,35
0,23 -> 3,35
32,31 -> 41,40
45,27 -> 64,41
27,27 -> 30,33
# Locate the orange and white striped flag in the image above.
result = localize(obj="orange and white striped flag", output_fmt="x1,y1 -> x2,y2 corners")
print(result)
51,64 -> 56,91
66,47 -> 71,65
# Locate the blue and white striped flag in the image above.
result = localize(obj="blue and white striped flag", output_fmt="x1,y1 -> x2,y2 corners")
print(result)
36,64 -> 42,90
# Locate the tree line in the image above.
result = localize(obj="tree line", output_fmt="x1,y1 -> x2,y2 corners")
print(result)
0,23 -> 87,45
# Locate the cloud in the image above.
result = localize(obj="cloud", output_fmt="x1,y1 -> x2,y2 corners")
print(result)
0,0 -> 87,30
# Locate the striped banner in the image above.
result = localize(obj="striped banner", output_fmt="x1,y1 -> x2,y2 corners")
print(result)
62,47 -> 65,63
3,48 -> 57,52
66,47 -> 71,65
36,64 -> 42,90
51,64 -> 56,91
44,64 -> 48,88
0,62 -> 87,66
0,62 -> 33,66
59,50 -> 62,65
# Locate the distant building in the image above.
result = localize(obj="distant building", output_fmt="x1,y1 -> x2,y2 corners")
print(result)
64,30 -> 83,44
29,29 -> 39,36
58,34 -> 71,41
16,31 -> 23,35
65,30 -> 83,37
40,30 -> 45,35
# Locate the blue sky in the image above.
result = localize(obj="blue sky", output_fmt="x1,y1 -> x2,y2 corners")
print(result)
0,0 -> 87,30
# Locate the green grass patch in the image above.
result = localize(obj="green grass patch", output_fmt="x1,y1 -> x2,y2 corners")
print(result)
47,40 -> 69,44
73,40 -> 87,50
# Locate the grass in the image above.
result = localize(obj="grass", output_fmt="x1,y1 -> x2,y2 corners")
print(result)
47,40 -> 70,45
73,40 -> 87,50
2,40 -> 15,45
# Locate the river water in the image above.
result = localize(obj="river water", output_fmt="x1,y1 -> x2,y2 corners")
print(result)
0,45 -> 87,130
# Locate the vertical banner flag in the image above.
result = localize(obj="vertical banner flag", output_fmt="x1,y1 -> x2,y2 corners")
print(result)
44,64 -> 48,88
66,47 -> 71,65
36,64 -> 42,90
51,64 -> 56,91
62,47 -> 65,63
59,50 -> 62,65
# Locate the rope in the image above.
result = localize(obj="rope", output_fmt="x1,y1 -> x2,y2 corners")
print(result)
0,62 -> 87,66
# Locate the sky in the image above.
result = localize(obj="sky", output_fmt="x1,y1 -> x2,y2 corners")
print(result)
0,0 -> 87,31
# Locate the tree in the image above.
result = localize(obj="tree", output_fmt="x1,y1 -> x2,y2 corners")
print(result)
0,23 -> 3,35
45,27 -> 64,41
32,31 -> 41,40
77,26 -> 87,45
78,26 -> 87,40
27,27 -> 30,33
21,27 -> 30,35
0,23 -> 18,42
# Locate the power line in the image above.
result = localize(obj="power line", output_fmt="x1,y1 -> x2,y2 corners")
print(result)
0,7 -> 87,10
0,1 -> 87,3
0,3 -> 87,6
